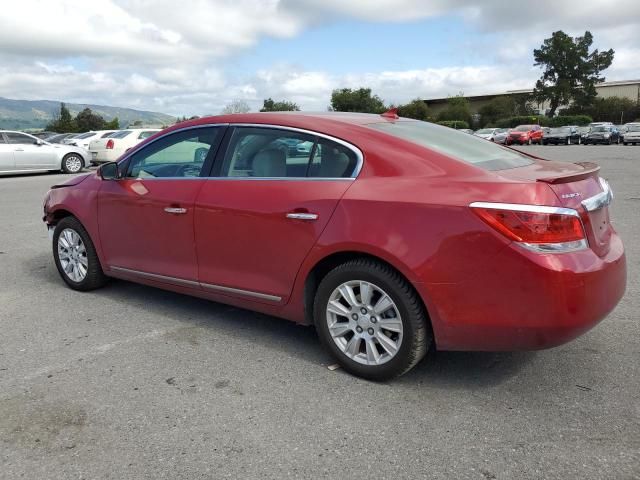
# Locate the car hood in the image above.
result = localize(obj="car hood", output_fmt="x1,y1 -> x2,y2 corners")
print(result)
51,173 -> 91,189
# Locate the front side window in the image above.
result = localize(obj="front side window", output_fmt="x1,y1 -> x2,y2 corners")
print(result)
126,127 -> 222,178
4,132 -> 38,145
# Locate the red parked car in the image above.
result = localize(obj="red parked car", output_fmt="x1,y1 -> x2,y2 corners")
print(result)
43,112 -> 626,380
507,124 -> 544,145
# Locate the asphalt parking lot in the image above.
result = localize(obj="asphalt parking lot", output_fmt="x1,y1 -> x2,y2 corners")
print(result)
1,145 -> 638,479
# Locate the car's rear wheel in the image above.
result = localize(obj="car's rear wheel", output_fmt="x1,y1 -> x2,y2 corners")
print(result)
53,217 -> 108,291
314,258 -> 431,381
61,154 -> 84,174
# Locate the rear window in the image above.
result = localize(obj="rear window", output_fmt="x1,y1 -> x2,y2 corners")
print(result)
367,121 -> 533,171
74,132 -> 95,139
109,130 -> 132,139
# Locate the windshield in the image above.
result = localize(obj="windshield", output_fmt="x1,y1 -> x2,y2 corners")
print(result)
514,125 -> 533,132
475,129 -> 494,134
592,126 -> 608,132
367,121 -> 533,171
627,125 -> 640,132
550,127 -> 570,133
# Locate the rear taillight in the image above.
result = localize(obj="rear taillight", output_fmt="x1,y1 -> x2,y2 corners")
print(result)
106,139 -> 114,149
470,202 -> 587,253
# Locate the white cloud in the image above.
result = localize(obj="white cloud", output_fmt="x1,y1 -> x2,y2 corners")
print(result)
0,0 -> 638,116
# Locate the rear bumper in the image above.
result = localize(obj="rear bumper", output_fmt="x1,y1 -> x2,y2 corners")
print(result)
420,234 -> 626,351
90,150 -> 120,164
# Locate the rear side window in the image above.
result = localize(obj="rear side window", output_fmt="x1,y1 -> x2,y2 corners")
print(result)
139,131 -> 157,139
220,127 -> 359,178
368,121 -> 533,171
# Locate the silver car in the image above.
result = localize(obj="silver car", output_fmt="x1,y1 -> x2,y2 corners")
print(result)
623,124 -> 640,145
0,130 -> 89,175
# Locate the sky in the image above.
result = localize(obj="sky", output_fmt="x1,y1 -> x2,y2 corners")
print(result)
0,0 -> 638,117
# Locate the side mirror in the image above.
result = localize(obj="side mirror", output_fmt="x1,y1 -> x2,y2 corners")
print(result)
99,162 -> 119,180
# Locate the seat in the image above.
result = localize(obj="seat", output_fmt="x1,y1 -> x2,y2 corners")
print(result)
252,148 -> 286,177
319,148 -> 351,178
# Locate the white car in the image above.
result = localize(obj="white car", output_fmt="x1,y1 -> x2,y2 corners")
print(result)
0,130 -> 89,175
88,129 -> 160,164
63,130 -> 116,149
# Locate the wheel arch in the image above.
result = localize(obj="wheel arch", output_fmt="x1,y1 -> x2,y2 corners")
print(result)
301,250 -> 432,332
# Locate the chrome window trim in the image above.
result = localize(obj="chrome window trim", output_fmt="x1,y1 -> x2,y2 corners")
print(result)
227,123 -> 364,179
469,202 -> 580,217
581,177 -> 613,212
117,122 -> 364,180
109,266 -> 282,302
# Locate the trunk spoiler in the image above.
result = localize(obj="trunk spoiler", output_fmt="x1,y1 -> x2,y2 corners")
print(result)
536,162 -> 600,184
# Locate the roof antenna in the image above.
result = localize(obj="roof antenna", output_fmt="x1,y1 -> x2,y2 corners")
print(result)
380,107 -> 399,119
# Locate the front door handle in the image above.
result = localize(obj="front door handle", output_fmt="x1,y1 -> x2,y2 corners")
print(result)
286,212 -> 318,221
164,207 -> 187,214
14,148 -> 24,152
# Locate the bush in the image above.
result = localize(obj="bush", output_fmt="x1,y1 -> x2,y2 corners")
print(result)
493,116 -> 550,128
548,115 -> 592,126
437,120 -> 470,129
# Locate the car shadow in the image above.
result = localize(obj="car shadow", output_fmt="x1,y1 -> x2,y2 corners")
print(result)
29,251 -> 535,388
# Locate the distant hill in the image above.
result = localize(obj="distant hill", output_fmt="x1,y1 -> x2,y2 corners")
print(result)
0,97 -> 176,130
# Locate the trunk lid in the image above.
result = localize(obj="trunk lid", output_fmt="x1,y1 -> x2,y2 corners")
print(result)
498,159 -> 613,256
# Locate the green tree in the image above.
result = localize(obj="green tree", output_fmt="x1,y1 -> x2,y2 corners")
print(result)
75,108 -> 107,132
105,117 -> 120,129
563,96 -> 640,123
437,95 -> 472,125
397,99 -> 430,120
260,98 -> 300,112
330,88 -> 386,113
533,31 -> 614,117
45,102 -> 76,132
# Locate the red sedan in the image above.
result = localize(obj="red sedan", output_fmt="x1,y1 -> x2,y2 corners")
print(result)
507,124 -> 544,145
43,112 -> 626,380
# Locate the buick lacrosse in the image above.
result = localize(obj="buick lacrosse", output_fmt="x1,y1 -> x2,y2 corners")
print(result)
43,112 -> 626,380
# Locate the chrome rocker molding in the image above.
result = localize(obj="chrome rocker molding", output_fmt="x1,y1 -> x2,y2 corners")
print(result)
109,266 -> 282,302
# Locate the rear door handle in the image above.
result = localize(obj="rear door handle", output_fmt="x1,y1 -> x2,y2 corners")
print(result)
164,207 -> 187,214
14,148 -> 24,152
286,212 -> 318,221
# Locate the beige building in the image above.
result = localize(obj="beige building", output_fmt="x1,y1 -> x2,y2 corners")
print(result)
424,79 -> 640,116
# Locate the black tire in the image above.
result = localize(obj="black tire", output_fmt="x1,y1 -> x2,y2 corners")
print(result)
53,217 -> 108,291
61,153 -> 84,174
313,258 -> 431,381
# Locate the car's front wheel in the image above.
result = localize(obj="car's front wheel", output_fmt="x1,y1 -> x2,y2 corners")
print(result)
314,258 -> 431,380
53,217 -> 108,291
61,154 -> 84,174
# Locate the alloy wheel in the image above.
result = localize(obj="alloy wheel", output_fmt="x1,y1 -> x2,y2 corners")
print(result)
57,228 -> 88,282
65,155 -> 83,173
326,280 -> 403,366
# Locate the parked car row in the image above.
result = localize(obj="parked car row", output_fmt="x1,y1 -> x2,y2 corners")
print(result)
472,121 -> 640,146
0,127 -> 162,176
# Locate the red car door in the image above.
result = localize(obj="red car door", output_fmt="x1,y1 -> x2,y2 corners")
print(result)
194,126 -> 361,303
98,126 -> 225,281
